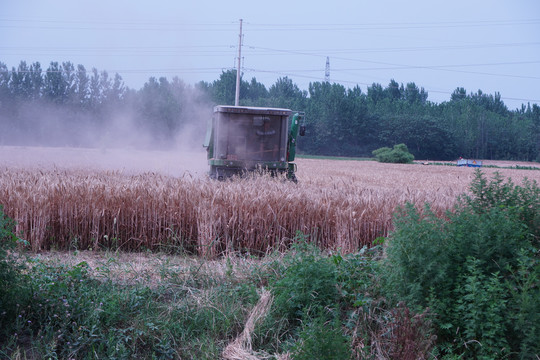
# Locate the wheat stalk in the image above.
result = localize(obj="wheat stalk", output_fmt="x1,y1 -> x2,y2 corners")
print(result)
1,159 -> 538,255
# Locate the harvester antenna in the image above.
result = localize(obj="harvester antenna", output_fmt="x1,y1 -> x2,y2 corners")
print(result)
325,56 -> 330,83
234,19 -> 243,106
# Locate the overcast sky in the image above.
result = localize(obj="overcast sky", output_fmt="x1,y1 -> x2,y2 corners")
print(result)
1,0 -> 539,109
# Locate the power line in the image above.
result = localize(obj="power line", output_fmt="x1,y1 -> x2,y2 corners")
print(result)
1,18 -> 539,32
245,19 -> 540,31
3,41 -> 537,57
243,67 -> 540,103
2,18 -> 539,27
258,60 -> 540,73
246,42 -> 540,55
0,20 -> 238,32
1,16 -> 538,104
244,45 -> 540,80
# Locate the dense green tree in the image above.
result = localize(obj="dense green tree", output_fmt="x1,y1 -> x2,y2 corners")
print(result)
304,82 -> 372,156
99,70 -> 112,104
43,62 -> 66,103
367,82 -> 385,105
268,76 -> 307,110
62,61 -> 77,105
202,69 -> 249,105
532,104 -> 540,161
378,113 -> 456,160
28,62 -> 43,100
451,87 -> 467,101
385,79 -> 402,101
245,77 -> 268,105
403,82 -> 428,104
470,90 -> 508,116
0,62 -> 9,96
74,64 -> 89,107
11,61 -> 31,99
137,77 -> 183,145
305,81 -> 346,154
0,62 -> 13,142
89,68 -> 102,109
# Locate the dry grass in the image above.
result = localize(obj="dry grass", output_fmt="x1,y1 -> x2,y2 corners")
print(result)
29,250 -> 266,288
1,147 -> 539,256
222,288 -> 274,360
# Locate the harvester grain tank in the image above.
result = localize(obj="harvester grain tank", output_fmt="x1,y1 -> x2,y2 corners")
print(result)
204,105 -> 305,181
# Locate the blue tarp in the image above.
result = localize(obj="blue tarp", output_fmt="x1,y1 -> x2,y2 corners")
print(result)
457,159 -> 482,167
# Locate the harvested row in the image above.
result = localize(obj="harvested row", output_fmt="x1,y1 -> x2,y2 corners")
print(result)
2,157 -> 538,256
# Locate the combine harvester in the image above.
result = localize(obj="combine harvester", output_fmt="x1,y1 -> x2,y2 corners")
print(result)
204,105 -> 305,181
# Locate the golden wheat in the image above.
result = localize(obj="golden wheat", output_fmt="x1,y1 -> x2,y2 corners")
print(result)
1,157 -> 539,256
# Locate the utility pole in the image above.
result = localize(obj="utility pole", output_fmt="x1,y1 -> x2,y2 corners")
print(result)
234,19 -> 243,106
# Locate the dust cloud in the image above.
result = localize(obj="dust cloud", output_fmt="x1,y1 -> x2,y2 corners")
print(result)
0,94 -> 212,177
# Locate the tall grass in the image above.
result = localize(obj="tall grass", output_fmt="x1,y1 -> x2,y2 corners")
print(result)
2,159 -> 538,255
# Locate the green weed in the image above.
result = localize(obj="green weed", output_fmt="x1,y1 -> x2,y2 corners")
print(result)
383,170 -> 540,358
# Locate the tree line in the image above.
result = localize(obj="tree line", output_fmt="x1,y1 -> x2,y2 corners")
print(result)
202,70 -> 540,161
0,61 -> 208,149
1,61 -> 539,161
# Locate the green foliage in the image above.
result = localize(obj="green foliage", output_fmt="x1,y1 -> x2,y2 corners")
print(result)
267,76 -> 307,110
332,248 -> 380,308
372,143 -> 415,163
7,261 -> 162,358
506,249 -> 540,357
291,311 -> 351,360
253,235 -> 382,357
1,250 -> 260,359
463,170 -> 540,242
453,258 -> 509,359
0,206 -> 31,341
204,69 -> 244,105
270,241 -> 339,325
0,205 -> 17,247
382,171 -> 540,358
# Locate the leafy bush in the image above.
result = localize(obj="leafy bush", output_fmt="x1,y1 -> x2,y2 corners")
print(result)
372,143 -> 414,163
463,171 -> 540,244
453,257 -> 509,359
270,242 -> 339,325
332,248 -> 381,309
252,236 -> 390,358
7,260 -> 166,359
0,206 -> 31,342
292,311 -> 351,360
1,246 -> 259,359
253,239 -> 342,353
382,171 -> 540,358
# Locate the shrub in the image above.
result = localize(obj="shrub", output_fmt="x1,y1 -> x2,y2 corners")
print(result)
270,242 -> 339,325
453,258 -> 509,359
0,206 -> 30,342
253,238 -> 341,353
292,311 -> 351,360
372,143 -> 414,163
253,236 -> 374,356
462,170 -> 540,243
382,171 -> 540,358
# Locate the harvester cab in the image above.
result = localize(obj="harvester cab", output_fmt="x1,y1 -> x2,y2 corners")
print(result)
203,105 -> 305,181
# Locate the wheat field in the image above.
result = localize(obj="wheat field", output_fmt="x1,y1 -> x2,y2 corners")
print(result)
1,146 -> 539,256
